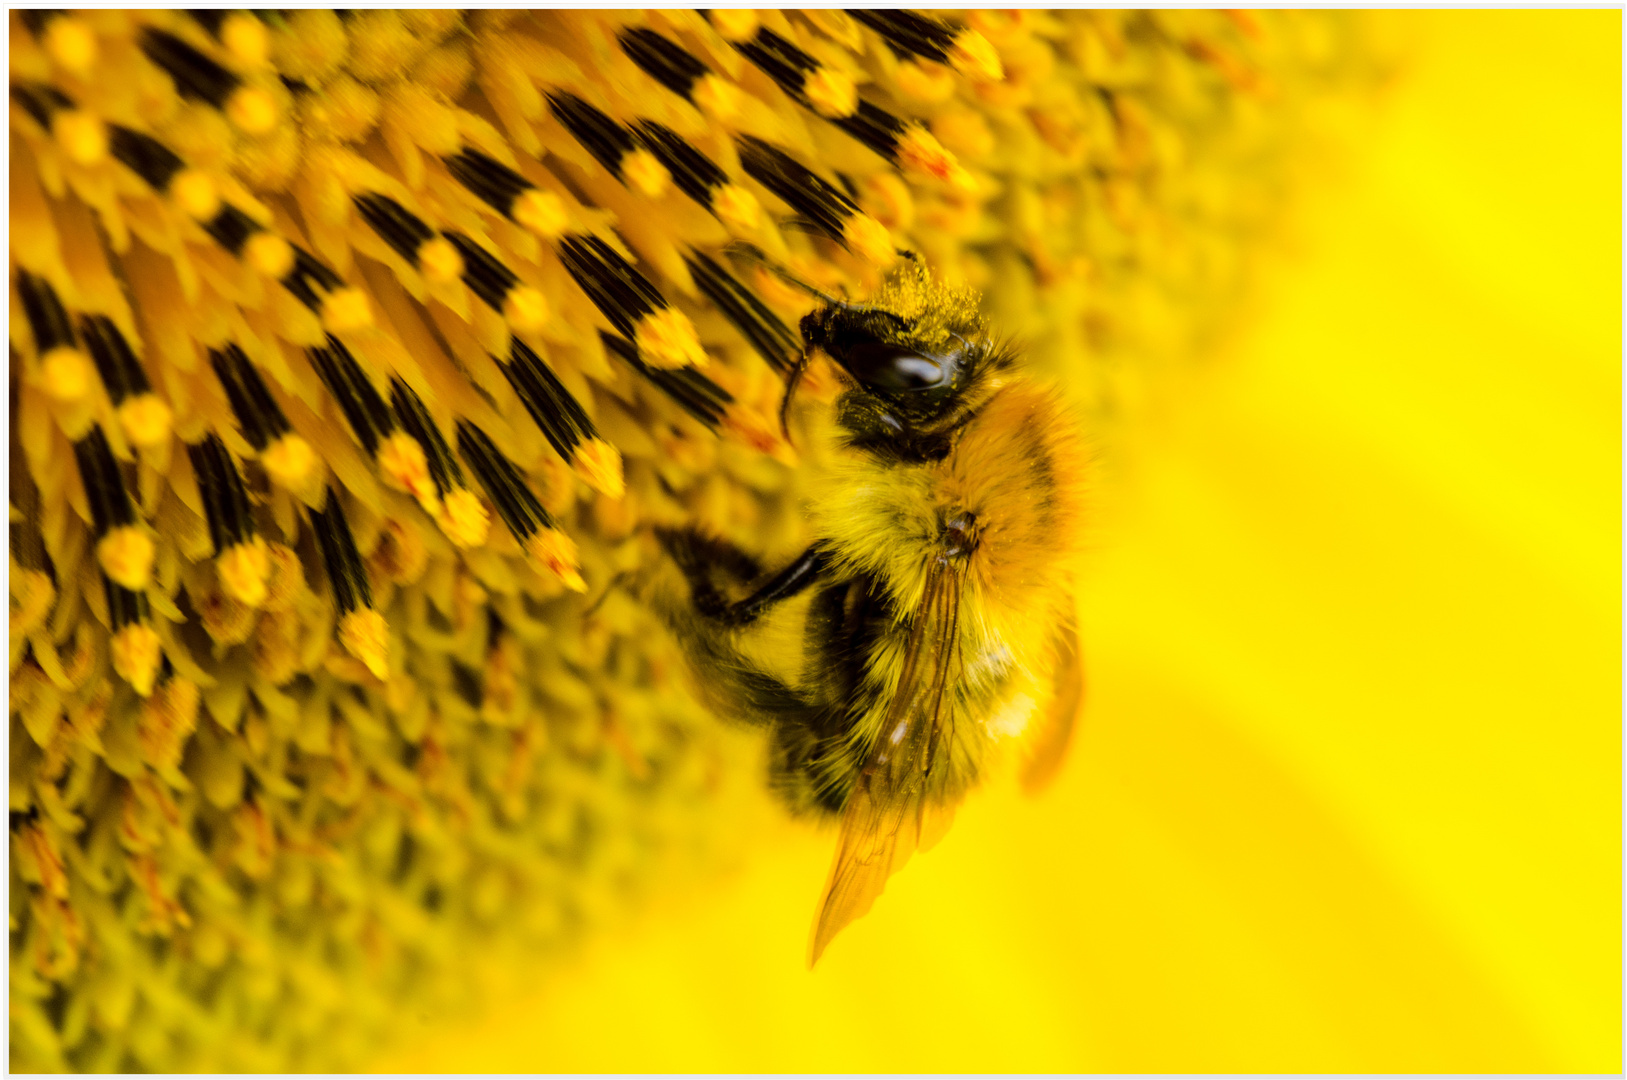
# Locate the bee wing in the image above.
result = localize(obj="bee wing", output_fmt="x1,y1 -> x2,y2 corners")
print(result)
1019,611 -> 1085,794
808,561 -> 965,967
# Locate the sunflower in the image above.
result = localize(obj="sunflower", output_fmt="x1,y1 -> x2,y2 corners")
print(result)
9,9 -> 1374,1071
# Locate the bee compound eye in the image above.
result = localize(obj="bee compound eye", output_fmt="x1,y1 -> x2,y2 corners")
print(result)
838,340 -> 950,392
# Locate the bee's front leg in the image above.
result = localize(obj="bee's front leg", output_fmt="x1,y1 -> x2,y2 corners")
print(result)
657,529 -> 826,627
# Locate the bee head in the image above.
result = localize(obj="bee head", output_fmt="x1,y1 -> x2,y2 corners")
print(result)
799,263 -> 1002,462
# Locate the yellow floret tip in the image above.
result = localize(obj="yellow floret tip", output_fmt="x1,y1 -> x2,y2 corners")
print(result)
44,17 -> 97,76
635,307 -> 707,370
98,526 -> 156,591
514,189 -> 568,241
692,75 -> 742,124
434,487 -> 491,549
217,539 -> 271,608
54,111 -> 108,167
377,431 -> 434,504
246,232 -> 296,279
226,87 -> 280,136
711,9 -> 759,42
223,12 -> 271,68
418,236 -> 464,285
40,347 -> 93,402
338,607 -> 390,680
111,624 -> 163,698
503,287 -> 550,334
713,184 -> 762,236
320,287 -> 373,332
574,438 -> 625,499
172,169 -> 222,222
261,433 -> 316,491
843,214 -> 897,267
804,66 -> 859,119
527,529 -> 586,592
951,29 -> 1004,82
622,148 -> 671,199
117,394 -> 173,450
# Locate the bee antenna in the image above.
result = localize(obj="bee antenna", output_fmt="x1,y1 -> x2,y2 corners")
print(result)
778,348 -> 813,445
722,241 -> 851,309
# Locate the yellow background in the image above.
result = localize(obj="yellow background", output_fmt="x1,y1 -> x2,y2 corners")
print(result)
375,11 -> 1621,1071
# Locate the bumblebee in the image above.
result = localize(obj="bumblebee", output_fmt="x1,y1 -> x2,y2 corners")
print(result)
657,262 -> 1088,965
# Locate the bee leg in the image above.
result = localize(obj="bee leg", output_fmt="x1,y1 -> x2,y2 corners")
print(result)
658,529 -> 826,627
720,546 -> 826,626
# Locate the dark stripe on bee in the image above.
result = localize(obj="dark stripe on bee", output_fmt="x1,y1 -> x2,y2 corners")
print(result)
185,433 -> 257,556
308,486 -> 372,615
9,83 -> 72,129
106,124 -> 188,193
202,203 -> 262,257
737,136 -> 860,243
105,576 -> 151,631
441,231 -> 520,313
556,233 -> 666,341
617,27 -> 712,100
454,420 -> 557,543
847,9 -> 961,66
443,146 -> 533,219
80,315 -> 153,404
499,338 -> 601,464
728,25 -> 844,114
633,122 -> 728,210
388,377 -> 464,497
71,426 -> 137,536
208,343 -> 291,451
306,333 -> 393,456
546,91 -> 644,183
353,192 -> 436,269
600,332 -> 731,430
683,251 -> 800,376
139,27 -> 242,111
14,269 -> 78,356
279,246 -> 346,312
